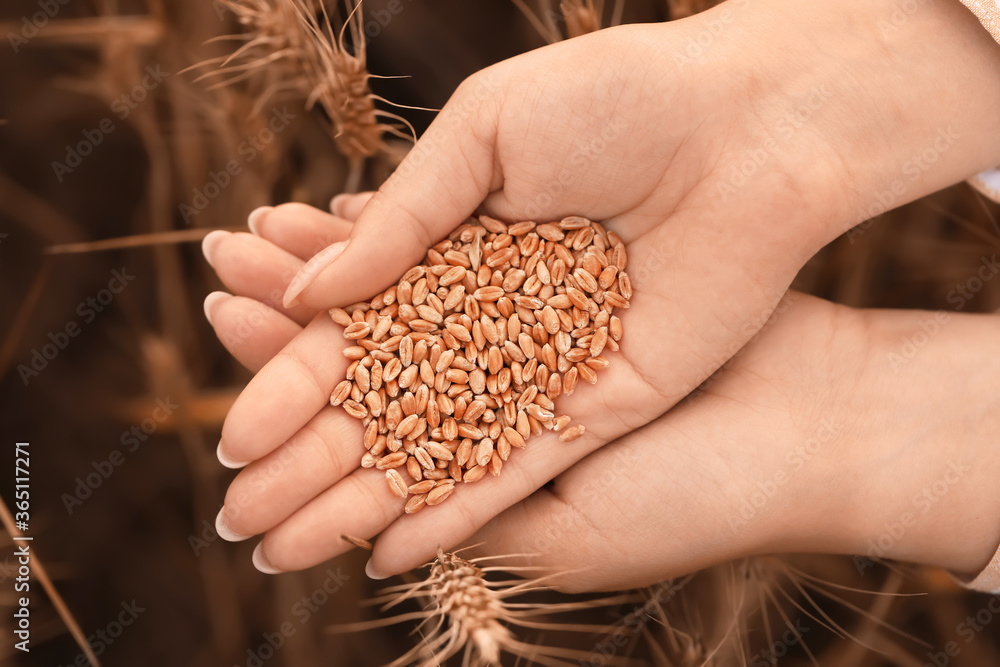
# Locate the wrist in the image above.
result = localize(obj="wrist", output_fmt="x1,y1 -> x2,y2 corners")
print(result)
722,0 -> 1000,242
840,0 -> 1000,220
801,308 -> 1000,576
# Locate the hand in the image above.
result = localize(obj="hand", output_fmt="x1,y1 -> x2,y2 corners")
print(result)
472,301 -> 1000,591
211,0 -> 1000,577
205,208 -> 1000,590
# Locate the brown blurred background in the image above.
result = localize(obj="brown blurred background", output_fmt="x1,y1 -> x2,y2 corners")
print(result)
1,1 -> 999,665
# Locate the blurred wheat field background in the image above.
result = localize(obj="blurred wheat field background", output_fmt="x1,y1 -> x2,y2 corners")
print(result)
1,0 -> 999,665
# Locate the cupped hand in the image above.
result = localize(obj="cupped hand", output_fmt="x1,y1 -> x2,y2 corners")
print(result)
205,207 -> 1000,589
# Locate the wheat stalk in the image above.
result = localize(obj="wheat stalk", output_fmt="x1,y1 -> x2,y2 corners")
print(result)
286,0 -> 397,160
191,0 -> 316,114
189,0 -> 413,190
337,548 -> 637,667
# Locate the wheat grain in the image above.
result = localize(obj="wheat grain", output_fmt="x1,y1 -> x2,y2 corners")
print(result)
328,214 -> 629,511
404,494 -> 428,515
385,469 -> 408,498
341,534 -> 374,551
425,483 -> 455,506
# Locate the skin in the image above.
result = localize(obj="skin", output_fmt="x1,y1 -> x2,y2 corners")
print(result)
205,208 -> 1000,592
206,0 -> 1000,587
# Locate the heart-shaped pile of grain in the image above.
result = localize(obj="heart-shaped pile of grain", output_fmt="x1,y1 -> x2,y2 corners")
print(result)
329,214 -> 630,513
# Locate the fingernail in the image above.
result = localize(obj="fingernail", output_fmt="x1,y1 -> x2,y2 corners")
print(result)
202,230 -> 231,267
247,206 -> 273,235
283,240 -> 348,308
216,508 -> 251,542
217,441 -> 250,469
253,542 -> 282,575
203,291 -> 231,326
365,559 -> 389,580
329,194 -> 352,217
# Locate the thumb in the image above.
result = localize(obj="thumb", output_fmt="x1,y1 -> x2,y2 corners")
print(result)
284,73 -> 504,309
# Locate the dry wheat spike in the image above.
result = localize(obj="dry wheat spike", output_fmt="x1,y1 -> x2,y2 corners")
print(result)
337,548 -> 639,667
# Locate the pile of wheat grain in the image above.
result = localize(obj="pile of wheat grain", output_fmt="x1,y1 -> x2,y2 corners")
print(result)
329,214 -> 629,512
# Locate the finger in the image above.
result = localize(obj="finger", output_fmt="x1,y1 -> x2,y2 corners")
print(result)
285,70 -> 506,309
202,230 -> 317,326
204,293 -> 303,373
216,404 -> 363,541
329,192 -> 375,220
252,468 -> 403,574
218,313 -> 346,467
248,203 -> 355,261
